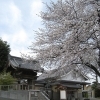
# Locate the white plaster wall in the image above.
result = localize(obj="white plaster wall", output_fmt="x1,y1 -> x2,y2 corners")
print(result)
59,71 -> 86,82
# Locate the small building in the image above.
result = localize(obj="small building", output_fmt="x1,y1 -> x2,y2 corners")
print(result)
35,67 -> 90,100
85,82 -> 100,99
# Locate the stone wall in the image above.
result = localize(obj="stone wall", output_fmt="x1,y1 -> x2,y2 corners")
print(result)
0,90 -> 50,100
90,98 -> 100,100
0,90 -> 29,100
0,97 -> 17,100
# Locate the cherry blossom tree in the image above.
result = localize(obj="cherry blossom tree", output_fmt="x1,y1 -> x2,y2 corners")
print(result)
30,0 -> 100,77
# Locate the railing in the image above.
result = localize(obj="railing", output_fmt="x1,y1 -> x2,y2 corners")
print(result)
42,91 -> 50,99
0,84 -> 35,91
40,91 -> 50,100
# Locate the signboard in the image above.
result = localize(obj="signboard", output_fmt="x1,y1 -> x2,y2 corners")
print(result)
29,90 -> 40,100
60,90 -> 66,99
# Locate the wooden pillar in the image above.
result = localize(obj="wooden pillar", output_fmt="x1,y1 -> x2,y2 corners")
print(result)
50,89 -> 53,100
28,79 -> 33,89
83,85 -> 84,90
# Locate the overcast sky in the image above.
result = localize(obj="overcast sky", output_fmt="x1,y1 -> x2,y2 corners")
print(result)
0,0 -> 54,57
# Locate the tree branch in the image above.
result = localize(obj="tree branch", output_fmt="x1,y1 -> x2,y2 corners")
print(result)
84,62 -> 100,77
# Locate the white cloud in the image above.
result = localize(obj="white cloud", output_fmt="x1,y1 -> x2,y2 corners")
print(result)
9,2 -> 22,25
12,29 -> 27,43
1,28 -> 29,57
0,1 -> 22,27
1,33 -> 9,41
10,50 -> 21,57
0,0 -> 45,57
31,0 -> 43,20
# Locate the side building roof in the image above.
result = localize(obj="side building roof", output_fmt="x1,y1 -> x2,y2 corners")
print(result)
37,67 -> 89,81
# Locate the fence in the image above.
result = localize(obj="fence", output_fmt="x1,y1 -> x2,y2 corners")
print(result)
0,84 -> 34,91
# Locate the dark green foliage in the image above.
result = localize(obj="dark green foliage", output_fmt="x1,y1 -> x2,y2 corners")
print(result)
82,91 -> 88,98
0,72 -> 16,90
92,82 -> 100,98
91,82 -> 98,90
95,89 -> 100,98
0,38 -> 10,71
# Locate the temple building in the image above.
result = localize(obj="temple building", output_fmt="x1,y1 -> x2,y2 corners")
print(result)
35,67 -> 90,100
6,55 -> 44,85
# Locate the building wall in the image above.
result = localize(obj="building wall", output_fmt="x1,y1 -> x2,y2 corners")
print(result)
85,85 -> 95,98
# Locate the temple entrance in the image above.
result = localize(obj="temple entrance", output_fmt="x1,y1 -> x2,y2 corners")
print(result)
66,90 -> 78,100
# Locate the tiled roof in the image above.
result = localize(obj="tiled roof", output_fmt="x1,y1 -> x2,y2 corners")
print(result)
37,67 -> 89,81
37,67 -> 71,80
8,55 -> 44,72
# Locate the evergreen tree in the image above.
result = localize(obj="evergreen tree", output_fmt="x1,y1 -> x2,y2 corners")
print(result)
0,38 -> 10,72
